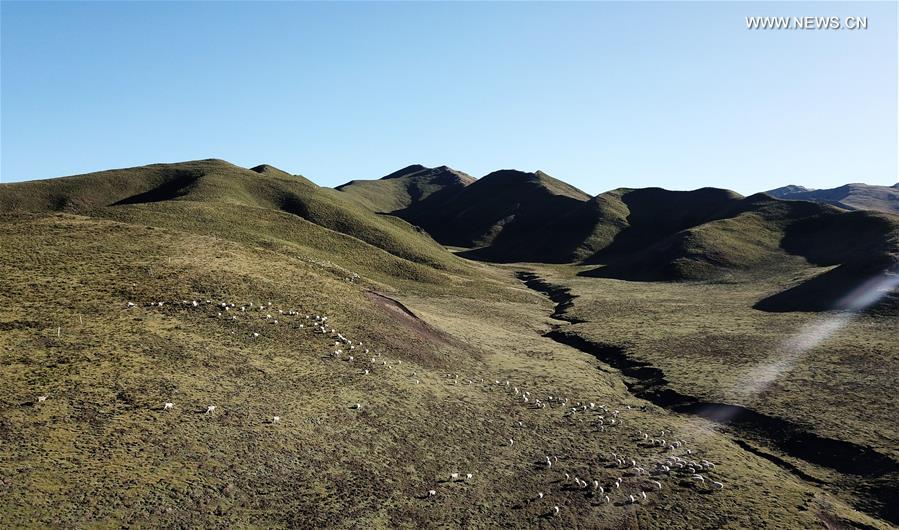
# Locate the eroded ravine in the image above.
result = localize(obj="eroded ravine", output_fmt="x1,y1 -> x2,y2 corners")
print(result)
516,271 -> 899,525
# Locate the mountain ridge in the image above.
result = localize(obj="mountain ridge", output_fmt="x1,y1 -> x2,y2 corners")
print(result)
4,159 -> 897,313
766,182 -> 899,215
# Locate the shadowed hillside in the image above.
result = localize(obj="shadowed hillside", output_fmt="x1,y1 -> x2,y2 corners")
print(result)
336,164 -> 474,213
400,169 -> 591,248
767,183 -> 899,215
323,165 -> 899,313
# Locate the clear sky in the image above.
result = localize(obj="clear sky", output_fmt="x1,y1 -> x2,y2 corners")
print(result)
1,1 -> 896,195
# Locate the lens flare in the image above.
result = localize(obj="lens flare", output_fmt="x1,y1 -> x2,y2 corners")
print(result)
733,268 -> 898,402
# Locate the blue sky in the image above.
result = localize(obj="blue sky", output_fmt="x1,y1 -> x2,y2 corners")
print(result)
1,1 -> 896,195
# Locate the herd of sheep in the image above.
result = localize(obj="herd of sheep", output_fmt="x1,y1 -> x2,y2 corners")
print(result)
34,295 -> 725,520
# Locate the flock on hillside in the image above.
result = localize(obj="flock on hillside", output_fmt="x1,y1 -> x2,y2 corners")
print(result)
35,293 -> 726,520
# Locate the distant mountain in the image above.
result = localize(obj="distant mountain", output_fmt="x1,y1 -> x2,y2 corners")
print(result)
766,183 -> 899,215
335,166 -> 899,312
448,181 -> 897,305
336,164 -> 474,213
461,187 -> 742,264
398,169 -> 592,248
4,160 -> 896,314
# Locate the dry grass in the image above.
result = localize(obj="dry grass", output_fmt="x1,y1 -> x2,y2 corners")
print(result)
0,212 -> 887,528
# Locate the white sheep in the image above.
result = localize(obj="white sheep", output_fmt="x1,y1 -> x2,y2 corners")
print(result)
205,405 -> 216,414
450,473 -> 459,480
272,416 -> 280,423
428,489 -> 436,497
711,481 -> 724,490
163,402 -> 173,411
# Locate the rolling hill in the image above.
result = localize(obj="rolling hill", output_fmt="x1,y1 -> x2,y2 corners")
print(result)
4,159 -> 897,312
397,169 -> 592,248
428,181 -> 898,302
0,159 -> 479,288
767,183 -> 899,215
2,160 -> 897,528
335,164 -> 474,213
583,192 -> 899,281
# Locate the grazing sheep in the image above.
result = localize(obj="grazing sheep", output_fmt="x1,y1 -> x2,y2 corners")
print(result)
508,438 -> 514,446
651,480 -> 662,490
37,395 -> 48,403
537,492 -> 544,499
428,489 -> 436,497
272,416 -> 280,423
711,481 -> 724,490
451,473 -> 459,480
163,402 -> 173,411
553,506 -> 560,516
466,473 -> 473,480
205,405 -> 216,414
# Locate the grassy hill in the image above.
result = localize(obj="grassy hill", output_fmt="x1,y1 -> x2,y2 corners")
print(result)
336,164 -> 474,213
767,183 -> 899,215
0,159 -> 484,288
1,161 -> 895,528
401,169 -> 592,248
579,192 -> 899,311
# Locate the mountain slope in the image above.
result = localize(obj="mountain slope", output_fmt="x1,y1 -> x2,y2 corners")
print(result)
400,169 -> 592,249
335,164 -> 474,213
0,159 -> 473,284
766,183 -> 899,215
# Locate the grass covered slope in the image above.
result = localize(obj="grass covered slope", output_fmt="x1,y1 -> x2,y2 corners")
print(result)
335,164 -> 474,214
0,213 -> 885,529
0,213 -> 505,527
578,193 -> 899,305
402,169 -> 592,249
0,159 -> 469,275
531,265 -> 899,524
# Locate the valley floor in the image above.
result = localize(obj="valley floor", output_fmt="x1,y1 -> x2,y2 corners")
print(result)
0,213 -> 895,529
